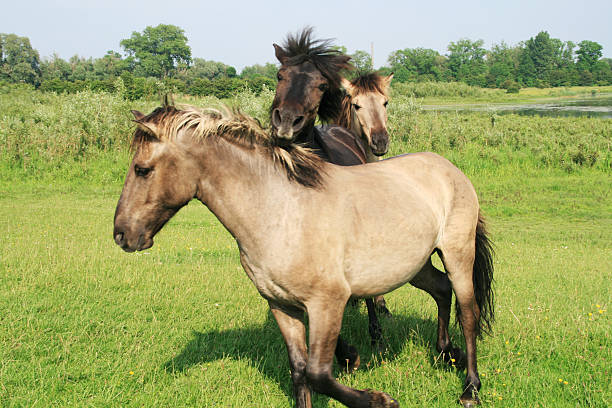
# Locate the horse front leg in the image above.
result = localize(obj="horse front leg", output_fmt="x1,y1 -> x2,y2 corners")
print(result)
269,301 -> 311,408
306,298 -> 399,408
409,258 -> 467,368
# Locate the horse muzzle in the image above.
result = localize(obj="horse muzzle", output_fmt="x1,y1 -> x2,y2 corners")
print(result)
370,131 -> 390,156
113,226 -> 153,252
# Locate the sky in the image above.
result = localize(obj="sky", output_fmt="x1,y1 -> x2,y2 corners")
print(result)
4,0 -> 612,72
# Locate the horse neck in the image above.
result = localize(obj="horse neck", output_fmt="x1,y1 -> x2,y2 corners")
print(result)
193,137 -> 304,243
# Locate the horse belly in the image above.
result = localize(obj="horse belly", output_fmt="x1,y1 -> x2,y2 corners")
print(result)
345,242 -> 434,298
341,199 -> 440,298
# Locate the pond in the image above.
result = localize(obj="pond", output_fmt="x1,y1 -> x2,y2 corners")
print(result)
423,96 -> 612,119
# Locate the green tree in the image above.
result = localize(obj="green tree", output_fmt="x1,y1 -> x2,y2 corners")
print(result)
93,51 -> 132,79
387,48 -> 446,82
447,39 -> 487,86
240,62 -> 278,80
486,42 -> 520,87
351,50 -> 373,73
0,33 -> 41,85
40,54 -> 72,81
576,40 -> 603,71
120,24 -> 191,78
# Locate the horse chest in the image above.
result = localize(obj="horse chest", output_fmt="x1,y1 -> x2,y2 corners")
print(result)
238,249 -> 303,306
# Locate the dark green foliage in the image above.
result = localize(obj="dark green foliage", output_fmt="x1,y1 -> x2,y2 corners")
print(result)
2,27 -> 611,100
447,39 -> 487,86
388,48 -> 447,82
120,24 -> 191,78
0,33 -> 41,85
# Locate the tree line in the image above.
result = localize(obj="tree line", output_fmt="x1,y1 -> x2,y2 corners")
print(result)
1,25 -> 611,99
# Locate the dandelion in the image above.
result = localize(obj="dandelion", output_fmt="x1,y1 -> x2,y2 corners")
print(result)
517,352 -> 522,356
129,371 -> 134,376
558,378 -> 563,383
588,312 -> 592,316
596,304 -> 601,308
505,340 -> 509,345
451,358 -> 456,363
496,368 -> 501,373
498,396 -> 503,400
563,381 -> 568,385
599,309 -> 604,314
536,335 -> 540,339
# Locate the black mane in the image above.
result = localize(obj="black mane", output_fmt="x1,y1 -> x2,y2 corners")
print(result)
277,27 -> 352,122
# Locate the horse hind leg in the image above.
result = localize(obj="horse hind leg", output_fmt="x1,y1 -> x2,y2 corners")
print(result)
409,257 -> 466,368
438,245 -> 482,407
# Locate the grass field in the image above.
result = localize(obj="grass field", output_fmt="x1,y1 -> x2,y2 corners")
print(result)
0,86 -> 611,407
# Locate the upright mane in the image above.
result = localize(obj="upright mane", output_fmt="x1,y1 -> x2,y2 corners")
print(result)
337,72 -> 389,129
131,105 -> 325,188
274,27 -> 352,122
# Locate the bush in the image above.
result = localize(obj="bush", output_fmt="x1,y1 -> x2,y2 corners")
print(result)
501,79 -> 520,94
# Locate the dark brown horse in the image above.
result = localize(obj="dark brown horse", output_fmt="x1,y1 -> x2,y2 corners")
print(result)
113,105 -> 494,407
271,29 -> 390,364
271,28 -> 468,373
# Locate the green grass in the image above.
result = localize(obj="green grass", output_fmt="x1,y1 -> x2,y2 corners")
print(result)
0,170 -> 610,407
0,86 -> 610,406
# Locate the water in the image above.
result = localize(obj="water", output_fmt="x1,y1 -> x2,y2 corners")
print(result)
423,96 -> 612,119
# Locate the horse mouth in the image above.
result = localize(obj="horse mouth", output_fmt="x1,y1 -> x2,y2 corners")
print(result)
114,232 -> 154,252
371,144 -> 389,156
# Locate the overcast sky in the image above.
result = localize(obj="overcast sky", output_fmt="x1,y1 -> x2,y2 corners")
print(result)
4,0 -> 611,71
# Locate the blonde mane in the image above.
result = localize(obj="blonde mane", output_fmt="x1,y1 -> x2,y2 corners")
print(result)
132,105 -> 325,188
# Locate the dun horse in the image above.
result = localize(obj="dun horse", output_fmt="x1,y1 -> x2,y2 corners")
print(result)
113,104 -> 494,408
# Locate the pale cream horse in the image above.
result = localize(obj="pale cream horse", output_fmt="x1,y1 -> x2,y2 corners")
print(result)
113,105 -> 494,408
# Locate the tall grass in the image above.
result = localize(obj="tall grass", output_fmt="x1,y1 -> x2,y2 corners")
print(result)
0,85 -> 610,188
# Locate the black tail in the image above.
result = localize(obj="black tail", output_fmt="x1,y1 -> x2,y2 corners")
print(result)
456,212 -> 495,337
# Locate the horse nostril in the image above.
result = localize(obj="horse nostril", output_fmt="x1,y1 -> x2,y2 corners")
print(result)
292,116 -> 304,129
114,232 -> 125,246
272,109 -> 282,127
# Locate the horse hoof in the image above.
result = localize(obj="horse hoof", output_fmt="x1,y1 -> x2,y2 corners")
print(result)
367,390 -> 399,408
340,347 -> 360,373
459,398 -> 480,408
459,389 -> 480,407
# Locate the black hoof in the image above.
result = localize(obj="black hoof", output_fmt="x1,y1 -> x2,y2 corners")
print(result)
459,386 -> 480,407
368,390 -> 399,408
339,345 -> 360,373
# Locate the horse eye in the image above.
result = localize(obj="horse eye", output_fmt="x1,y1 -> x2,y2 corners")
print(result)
135,165 -> 152,178
383,101 -> 389,108
277,72 -> 283,81
318,83 -> 328,91
353,103 -> 362,111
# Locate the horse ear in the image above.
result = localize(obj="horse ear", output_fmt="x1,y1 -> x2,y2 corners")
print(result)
134,121 -> 160,139
341,77 -> 354,95
383,73 -> 394,89
131,110 -> 145,121
273,43 -> 288,64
